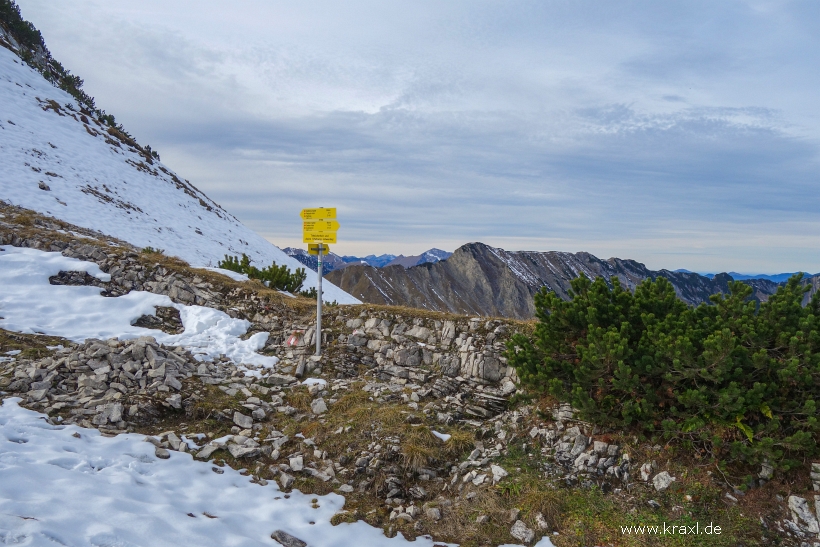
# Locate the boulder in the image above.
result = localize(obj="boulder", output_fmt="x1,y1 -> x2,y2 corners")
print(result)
311,398 -> 328,415
228,444 -> 261,459
788,495 -> 820,534
196,445 -> 220,460
279,473 -> 295,489
270,530 -> 307,547
510,520 -> 535,544
289,456 -> 304,472
233,412 -> 253,429
491,464 -> 509,484
652,471 -> 675,492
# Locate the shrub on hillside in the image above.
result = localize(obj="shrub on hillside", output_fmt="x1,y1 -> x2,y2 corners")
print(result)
507,274 -> 820,470
298,287 -> 318,299
1,1 -> 161,161
0,0 -> 42,52
218,253 -> 306,293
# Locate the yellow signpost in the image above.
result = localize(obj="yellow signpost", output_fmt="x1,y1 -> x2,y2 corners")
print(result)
301,208 -> 340,356
303,220 -> 340,232
303,232 -> 337,244
300,207 -> 336,220
308,244 -> 330,256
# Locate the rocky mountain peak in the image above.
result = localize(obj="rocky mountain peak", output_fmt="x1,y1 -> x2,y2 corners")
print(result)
327,241 -> 813,318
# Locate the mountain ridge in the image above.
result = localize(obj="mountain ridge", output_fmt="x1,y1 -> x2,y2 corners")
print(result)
283,247 -> 451,273
676,269 -> 817,283
327,242 -> 812,319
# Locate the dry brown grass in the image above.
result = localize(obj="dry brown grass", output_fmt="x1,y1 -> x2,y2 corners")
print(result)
298,420 -> 324,440
12,211 -> 35,227
327,389 -> 370,415
285,386 -> 313,412
0,328 -> 71,360
444,428 -> 476,457
433,486 -> 523,546
400,426 -> 439,471
516,479 -> 563,530
395,424 -> 476,473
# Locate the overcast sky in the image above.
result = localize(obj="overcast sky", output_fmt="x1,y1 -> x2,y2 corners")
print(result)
15,0 -> 820,273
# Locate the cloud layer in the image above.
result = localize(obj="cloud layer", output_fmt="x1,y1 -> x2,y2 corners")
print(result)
15,0 -> 820,272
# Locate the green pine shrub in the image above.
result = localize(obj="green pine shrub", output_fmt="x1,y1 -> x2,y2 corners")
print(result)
218,253 -> 306,293
507,274 -> 820,470
298,287 -> 318,299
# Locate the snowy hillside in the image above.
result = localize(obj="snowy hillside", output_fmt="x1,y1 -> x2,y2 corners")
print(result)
0,44 -> 358,304
0,399 -> 470,547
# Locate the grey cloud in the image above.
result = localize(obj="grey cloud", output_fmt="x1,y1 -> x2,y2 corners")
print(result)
15,0 -> 820,271
159,103 -> 819,234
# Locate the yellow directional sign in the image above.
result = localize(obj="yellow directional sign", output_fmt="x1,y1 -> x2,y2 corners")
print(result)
300,208 -> 336,220
308,244 -> 330,256
303,231 -> 337,244
303,220 -> 339,232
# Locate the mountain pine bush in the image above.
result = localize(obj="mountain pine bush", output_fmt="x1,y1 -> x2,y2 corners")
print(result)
507,274 -> 820,470
218,254 -> 306,293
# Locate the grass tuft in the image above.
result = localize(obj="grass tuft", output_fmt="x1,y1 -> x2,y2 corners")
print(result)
401,426 -> 438,471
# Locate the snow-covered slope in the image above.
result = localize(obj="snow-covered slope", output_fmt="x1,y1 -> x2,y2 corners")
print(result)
0,45 -> 358,304
0,399 -> 474,547
0,246 -> 279,376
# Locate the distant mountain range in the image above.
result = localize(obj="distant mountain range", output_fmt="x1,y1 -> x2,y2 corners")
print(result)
327,242 -> 819,319
347,253 -> 398,268
675,270 -> 818,283
282,247 -> 451,273
384,248 -> 452,268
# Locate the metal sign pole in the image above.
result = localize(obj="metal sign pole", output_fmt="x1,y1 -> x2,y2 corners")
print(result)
316,243 -> 323,356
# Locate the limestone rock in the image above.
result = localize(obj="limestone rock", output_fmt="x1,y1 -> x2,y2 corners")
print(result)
279,473 -> 295,489
289,456 -> 304,472
534,512 -> 549,530
228,444 -> 260,459
196,445 -> 219,460
788,495 -> 820,534
491,464 -> 509,484
270,530 -> 307,547
27,389 -> 48,401
425,507 -> 441,520
311,398 -> 328,415
652,471 -> 675,492
233,411 -> 253,429
510,520 -> 535,544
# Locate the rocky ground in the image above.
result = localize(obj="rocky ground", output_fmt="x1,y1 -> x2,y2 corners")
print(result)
2,202 -> 819,546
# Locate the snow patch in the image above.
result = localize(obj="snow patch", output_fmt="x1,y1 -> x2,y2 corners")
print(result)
431,430 -> 451,442
302,378 -> 328,387
0,246 -> 274,376
203,267 -> 249,282
0,399 -> 457,547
